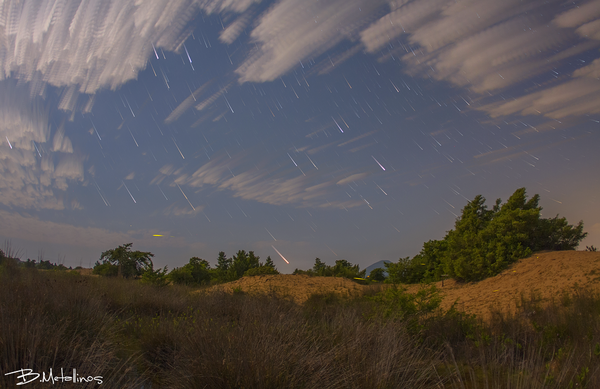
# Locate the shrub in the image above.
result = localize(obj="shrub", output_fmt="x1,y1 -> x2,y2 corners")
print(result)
168,257 -> 211,286
141,266 -> 169,287
244,265 -> 279,276
92,261 -> 119,277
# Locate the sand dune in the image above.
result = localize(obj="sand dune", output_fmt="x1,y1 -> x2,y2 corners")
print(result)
209,251 -> 600,319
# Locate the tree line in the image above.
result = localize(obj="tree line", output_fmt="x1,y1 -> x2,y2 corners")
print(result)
93,245 -> 280,287
86,187 -> 589,286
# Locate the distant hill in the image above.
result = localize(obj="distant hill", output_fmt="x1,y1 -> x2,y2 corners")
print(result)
364,260 -> 392,277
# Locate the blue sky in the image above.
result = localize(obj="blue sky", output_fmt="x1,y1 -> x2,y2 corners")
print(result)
1,0 -> 599,271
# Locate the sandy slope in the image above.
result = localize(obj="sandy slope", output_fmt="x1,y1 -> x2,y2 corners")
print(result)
209,251 -> 600,319
209,273 -> 366,303
418,250 -> 600,318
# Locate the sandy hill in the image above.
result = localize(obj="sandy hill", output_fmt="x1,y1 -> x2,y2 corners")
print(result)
209,251 -> 600,319
209,273 -> 367,304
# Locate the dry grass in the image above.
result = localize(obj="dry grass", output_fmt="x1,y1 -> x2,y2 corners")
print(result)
2,251 -> 600,388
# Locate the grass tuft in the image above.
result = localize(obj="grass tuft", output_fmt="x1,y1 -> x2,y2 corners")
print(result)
2,264 -> 600,388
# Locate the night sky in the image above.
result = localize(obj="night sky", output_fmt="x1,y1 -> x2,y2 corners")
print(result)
1,0 -> 599,271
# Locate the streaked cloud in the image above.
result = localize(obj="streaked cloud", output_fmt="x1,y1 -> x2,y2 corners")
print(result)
162,203 -> 205,217
360,0 -> 600,119
220,7 -> 256,44
0,0 -> 257,96
152,153 -> 366,209
235,0 -> 385,83
165,81 -> 213,124
336,173 -> 369,186
0,82 -> 83,209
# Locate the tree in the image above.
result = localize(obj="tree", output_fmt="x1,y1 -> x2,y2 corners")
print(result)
395,188 -> 588,284
332,259 -> 365,279
244,254 -> 280,276
444,188 -> 542,281
169,257 -> 211,286
265,255 -> 276,270
530,216 -> 586,251
228,250 -> 260,280
312,258 -> 327,275
385,257 -> 411,284
216,251 -> 231,272
369,268 -> 387,282
96,243 -> 154,279
141,266 -> 169,287
211,251 -> 233,283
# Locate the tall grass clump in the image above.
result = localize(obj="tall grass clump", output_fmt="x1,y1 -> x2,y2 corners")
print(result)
438,287 -> 600,388
0,266 -> 144,388
3,261 -> 600,388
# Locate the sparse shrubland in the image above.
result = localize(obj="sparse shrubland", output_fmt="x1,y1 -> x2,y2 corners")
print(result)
3,263 -> 600,388
2,187 -> 597,387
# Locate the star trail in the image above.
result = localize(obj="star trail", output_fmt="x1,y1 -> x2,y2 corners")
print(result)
0,0 -> 599,270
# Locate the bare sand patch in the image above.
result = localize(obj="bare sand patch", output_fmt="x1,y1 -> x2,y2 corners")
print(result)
207,251 -> 600,319
413,250 -> 600,319
208,274 -> 367,303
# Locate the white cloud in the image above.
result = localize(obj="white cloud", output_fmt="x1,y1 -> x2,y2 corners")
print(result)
51,125 -> 74,153
0,0 -> 258,95
154,152 -> 366,209
0,81 -> 84,209
220,7 -> 255,44
360,0 -> 600,119
235,0 -> 385,82
336,173 -> 369,186
553,1 -> 600,28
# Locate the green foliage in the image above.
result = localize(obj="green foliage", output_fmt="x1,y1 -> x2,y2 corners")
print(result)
227,250 -> 260,280
141,266 -> 169,287
368,267 -> 386,282
244,265 -> 279,276
96,243 -> 154,279
368,285 -> 443,333
34,259 -> 69,271
292,268 -> 312,275
36,259 -> 55,270
168,250 -> 278,285
264,255 -> 277,271
92,261 -> 119,277
313,257 -> 326,274
390,188 -> 588,283
300,257 -> 366,279
210,251 -> 233,283
168,257 -> 211,286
